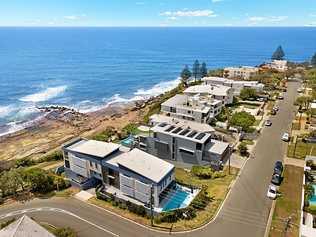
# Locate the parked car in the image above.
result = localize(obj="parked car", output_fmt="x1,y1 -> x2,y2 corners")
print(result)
297,88 -> 303,93
277,94 -> 284,100
265,120 -> 272,126
273,105 -> 280,111
302,137 -> 316,143
274,161 -> 283,175
257,97 -> 265,102
282,132 -> 290,142
271,173 -> 282,185
267,184 -> 277,199
271,109 -> 277,115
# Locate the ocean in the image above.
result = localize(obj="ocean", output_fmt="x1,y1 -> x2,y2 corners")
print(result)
0,27 -> 315,136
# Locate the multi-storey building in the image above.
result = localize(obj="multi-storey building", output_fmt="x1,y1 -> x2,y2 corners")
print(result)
224,66 -> 259,79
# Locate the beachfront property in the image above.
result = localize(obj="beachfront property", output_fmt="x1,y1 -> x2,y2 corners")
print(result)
262,60 -> 288,72
183,84 -> 234,105
160,94 -> 223,124
62,138 -> 175,208
202,76 -> 265,96
138,122 -> 230,167
223,66 -> 259,79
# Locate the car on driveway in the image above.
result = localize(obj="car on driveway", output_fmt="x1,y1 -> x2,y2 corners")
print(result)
274,160 -> 283,175
282,132 -> 290,142
273,105 -> 280,111
277,95 -> 284,100
265,120 -> 272,126
271,109 -> 277,115
267,185 -> 277,199
271,173 -> 282,186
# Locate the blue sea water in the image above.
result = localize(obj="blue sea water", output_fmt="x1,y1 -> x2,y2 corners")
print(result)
0,27 -> 315,136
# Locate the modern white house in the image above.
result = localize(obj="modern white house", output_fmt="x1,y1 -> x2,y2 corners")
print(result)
203,76 -> 265,96
223,66 -> 259,79
138,122 -> 230,167
62,138 -> 175,208
267,60 -> 288,72
160,94 -> 223,124
183,84 -> 234,105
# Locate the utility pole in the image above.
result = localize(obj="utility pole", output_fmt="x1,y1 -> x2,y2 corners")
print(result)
150,184 -> 154,227
293,136 -> 298,158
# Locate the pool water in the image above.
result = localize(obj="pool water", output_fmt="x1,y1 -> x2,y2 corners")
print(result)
309,184 -> 316,206
162,186 -> 192,211
121,136 -> 134,147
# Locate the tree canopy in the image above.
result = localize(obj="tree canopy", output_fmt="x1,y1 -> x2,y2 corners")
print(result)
311,53 -> 316,67
239,88 -> 257,100
192,60 -> 201,81
200,62 -> 208,78
180,65 -> 192,85
271,46 -> 285,60
229,111 -> 256,132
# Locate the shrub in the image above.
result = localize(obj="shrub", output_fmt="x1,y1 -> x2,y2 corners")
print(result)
212,171 -> 226,179
15,158 -> 35,168
53,227 -> 77,237
191,187 -> 211,210
38,151 -> 63,163
238,142 -> 248,156
92,127 -> 116,141
191,166 -> 213,179
0,218 -> 16,229
122,123 -> 138,137
126,201 -> 147,217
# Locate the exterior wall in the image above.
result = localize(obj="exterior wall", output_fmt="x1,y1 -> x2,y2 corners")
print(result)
224,67 -> 258,80
161,104 -> 207,123
118,165 -> 175,207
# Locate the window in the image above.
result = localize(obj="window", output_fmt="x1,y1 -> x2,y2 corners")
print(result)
196,143 -> 202,151
89,161 -> 93,167
65,160 -> 70,168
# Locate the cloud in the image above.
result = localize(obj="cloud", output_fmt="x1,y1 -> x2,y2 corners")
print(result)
212,0 -> 223,2
305,22 -> 316,26
136,2 -> 145,5
64,14 -> 86,21
160,10 -> 217,18
310,14 -> 316,17
248,16 -> 288,24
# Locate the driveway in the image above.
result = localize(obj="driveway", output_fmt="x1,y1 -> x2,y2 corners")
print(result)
0,81 -> 300,237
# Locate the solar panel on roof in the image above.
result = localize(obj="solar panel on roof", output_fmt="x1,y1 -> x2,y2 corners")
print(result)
196,133 -> 206,140
159,123 -> 168,127
187,131 -> 198,138
179,129 -> 190,136
172,127 -> 182,134
165,125 -> 175,132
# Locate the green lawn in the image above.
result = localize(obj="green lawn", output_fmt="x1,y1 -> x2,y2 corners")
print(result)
253,119 -> 262,127
90,167 -> 239,232
291,122 -> 301,131
269,165 -> 303,237
287,141 -> 316,159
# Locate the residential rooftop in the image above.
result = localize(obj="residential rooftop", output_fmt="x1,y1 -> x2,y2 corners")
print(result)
184,84 -> 231,96
207,140 -> 230,155
149,114 -> 215,133
66,139 -> 120,158
202,76 -> 262,85
152,122 -> 211,144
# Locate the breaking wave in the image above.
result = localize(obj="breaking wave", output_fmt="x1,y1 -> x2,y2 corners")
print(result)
20,85 -> 67,103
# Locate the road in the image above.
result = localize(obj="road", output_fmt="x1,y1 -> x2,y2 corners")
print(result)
0,81 -> 300,237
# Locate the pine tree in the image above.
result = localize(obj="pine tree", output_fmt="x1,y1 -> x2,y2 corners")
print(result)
311,53 -> 316,67
192,60 -> 201,82
200,62 -> 208,78
271,46 -> 285,60
180,65 -> 192,86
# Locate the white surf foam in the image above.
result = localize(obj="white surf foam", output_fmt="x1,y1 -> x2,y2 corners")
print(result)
134,78 -> 181,98
20,85 -> 67,103
0,105 -> 16,118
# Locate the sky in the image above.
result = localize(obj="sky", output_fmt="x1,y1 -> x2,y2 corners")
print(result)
0,0 -> 316,27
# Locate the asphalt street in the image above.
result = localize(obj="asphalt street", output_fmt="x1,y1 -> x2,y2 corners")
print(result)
0,80 -> 300,237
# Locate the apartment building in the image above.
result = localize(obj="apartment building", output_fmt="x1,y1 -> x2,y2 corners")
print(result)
183,84 -> 234,105
138,122 -> 230,166
224,66 -> 259,79
268,60 -> 288,72
203,76 -> 264,96
62,138 -> 175,208
160,94 -> 223,124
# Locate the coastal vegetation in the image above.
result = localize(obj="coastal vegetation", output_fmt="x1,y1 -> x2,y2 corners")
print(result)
239,88 -> 257,101
229,111 -> 256,132
311,53 -> 316,67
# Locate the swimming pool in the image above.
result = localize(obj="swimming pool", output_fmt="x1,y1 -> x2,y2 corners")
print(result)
121,136 -> 134,147
309,184 -> 316,206
162,185 -> 196,211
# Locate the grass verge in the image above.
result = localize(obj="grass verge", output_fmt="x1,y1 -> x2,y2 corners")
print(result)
287,142 -> 316,159
269,165 -> 304,237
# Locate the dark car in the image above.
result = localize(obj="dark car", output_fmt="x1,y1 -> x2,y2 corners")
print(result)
271,110 -> 277,115
274,161 -> 283,175
271,173 -> 282,186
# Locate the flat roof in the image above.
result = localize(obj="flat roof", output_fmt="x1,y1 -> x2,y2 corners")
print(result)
207,140 -> 229,155
161,94 -> 187,107
114,148 -> 174,183
152,122 -> 211,143
149,114 -> 215,133
67,140 -> 120,158
184,84 -> 230,96
203,77 -> 263,87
